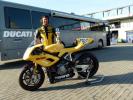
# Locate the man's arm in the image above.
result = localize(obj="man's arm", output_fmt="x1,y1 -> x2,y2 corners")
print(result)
35,29 -> 41,44
52,27 -> 57,37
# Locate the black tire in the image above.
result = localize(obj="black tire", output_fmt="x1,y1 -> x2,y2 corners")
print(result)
98,40 -> 104,48
19,63 -> 44,91
76,53 -> 99,78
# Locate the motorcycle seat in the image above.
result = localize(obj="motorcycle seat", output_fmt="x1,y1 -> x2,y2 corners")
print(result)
63,40 -> 77,48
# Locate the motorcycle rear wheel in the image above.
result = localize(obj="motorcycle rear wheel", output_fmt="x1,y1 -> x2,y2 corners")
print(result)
19,63 -> 44,91
75,53 -> 99,78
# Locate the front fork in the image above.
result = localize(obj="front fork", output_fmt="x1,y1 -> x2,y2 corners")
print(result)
33,63 -> 38,75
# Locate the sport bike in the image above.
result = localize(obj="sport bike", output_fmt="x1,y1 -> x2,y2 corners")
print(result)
19,36 -> 99,91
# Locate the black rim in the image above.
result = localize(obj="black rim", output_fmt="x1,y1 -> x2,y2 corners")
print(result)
77,57 -> 94,73
22,67 -> 41,86
82,57 -> 93,71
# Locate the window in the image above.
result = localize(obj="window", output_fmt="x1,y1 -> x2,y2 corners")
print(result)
59,21 -> 81,30
80,22 -> 91,30
4,7 -> 32,29
31,11 -> 50,29
90,22 -> 106,31
110,22 -> 121,29
51,17 -> 92,31
50,17 -> 79,30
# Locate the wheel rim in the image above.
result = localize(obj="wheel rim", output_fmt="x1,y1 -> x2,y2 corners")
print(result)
85,57 -> 94,72
22,67 -> 41,86
76,57 -> 94,73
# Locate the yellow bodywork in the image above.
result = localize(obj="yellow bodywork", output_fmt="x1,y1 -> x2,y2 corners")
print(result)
23,37 -> 94,68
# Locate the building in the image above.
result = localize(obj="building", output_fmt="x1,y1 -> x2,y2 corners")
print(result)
85,4 -> 133,43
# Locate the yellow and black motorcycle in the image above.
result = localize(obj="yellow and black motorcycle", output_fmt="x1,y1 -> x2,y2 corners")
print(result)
19,35 -> 99,91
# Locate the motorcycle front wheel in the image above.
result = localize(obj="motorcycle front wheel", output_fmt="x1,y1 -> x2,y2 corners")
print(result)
19,63 -> 44,91
75,53 -> 99,78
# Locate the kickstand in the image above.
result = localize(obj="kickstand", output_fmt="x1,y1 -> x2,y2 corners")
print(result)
85,67 -> 105,85
85,68 -> 91,84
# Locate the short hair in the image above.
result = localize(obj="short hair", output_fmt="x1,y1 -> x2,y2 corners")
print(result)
40,16 -> 49,24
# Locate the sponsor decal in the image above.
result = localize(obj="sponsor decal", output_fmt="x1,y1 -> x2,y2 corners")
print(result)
3,31 -> 35,38
55,74 -> 70,79
36,57 -> 46,60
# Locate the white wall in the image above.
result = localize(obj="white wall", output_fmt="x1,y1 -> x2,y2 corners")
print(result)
110,18 -> 133,42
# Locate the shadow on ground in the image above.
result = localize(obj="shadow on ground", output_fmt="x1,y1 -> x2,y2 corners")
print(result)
37,72 -> 133,92
89,45 -> 133,62
0,60 -> 26,70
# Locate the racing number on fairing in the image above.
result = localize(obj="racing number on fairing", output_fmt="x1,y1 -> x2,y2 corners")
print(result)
80,38 -> 88,44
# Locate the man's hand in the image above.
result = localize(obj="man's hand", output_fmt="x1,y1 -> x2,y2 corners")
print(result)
35,38 -> 41,44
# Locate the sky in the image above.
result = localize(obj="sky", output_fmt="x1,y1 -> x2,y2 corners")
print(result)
1,0 -> 133,15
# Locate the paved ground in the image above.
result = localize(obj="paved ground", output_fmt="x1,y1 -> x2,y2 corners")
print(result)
0,44 -> 133,100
